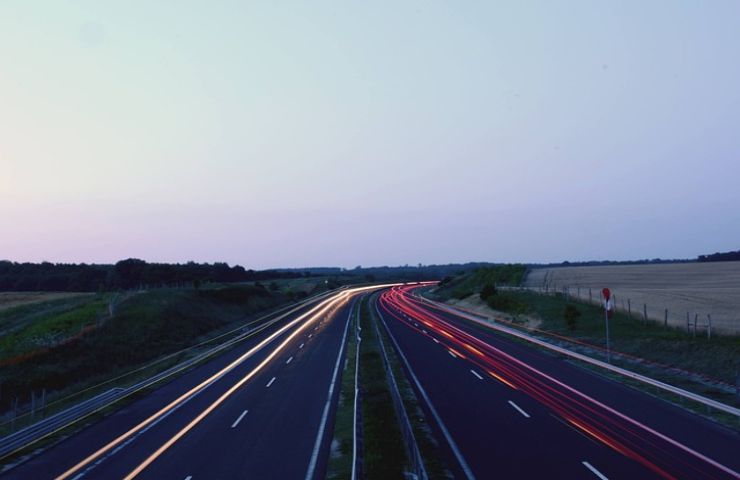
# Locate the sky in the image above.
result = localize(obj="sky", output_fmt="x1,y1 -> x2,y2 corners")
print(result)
2,1 -> 739,269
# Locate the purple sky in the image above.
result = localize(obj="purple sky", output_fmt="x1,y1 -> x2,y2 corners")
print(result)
2,2 -> 739,269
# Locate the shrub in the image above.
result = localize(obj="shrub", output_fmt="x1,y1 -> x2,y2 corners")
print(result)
564,304 -> 581,331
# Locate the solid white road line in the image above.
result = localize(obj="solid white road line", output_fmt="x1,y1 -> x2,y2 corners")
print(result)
432,338 -> 440,344
266,377 -> 276,388
299,343 -> 305,349
305,299 -> 355,480
507,400 -> 531,418
448,350 -> 457,358
286,356 -> 293,365
375,303 -> 475,480
230,410 -> 248,428
582,461 -> 609,480
470,370 -> 483,380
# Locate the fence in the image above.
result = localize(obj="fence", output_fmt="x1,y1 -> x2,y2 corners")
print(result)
523,283 -> 724,338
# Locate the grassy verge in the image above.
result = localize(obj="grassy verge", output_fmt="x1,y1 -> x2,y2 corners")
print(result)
370,298 -> 453,479
430,284 -> 740,427
0,284 -> 293,435
358,297 -> 408,479
326,301 -> 359,479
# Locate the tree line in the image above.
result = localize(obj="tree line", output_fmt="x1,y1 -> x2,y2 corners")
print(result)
697,250 -> 740,262
0,259 -> 307,292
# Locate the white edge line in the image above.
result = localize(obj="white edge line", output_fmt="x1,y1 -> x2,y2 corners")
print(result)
375,301 -> 475,480
582,461 -> 609,480
304,298 -> 355,480
230,410 -> 248,428
507,400 -> 530,418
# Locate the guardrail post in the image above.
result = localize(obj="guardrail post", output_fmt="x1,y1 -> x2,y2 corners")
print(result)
589,288 -> 592,304
628,299 -> 631,318
686,311 -> 690,333
694,314 -> 698,337
643,303 -> 648,323
664,309 -> 668,327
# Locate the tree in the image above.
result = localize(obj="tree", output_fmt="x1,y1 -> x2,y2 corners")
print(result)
480,283 -> 497,301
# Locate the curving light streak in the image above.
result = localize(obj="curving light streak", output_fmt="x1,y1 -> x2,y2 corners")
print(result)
379,285 -> 740,480
57,284 -> 396,480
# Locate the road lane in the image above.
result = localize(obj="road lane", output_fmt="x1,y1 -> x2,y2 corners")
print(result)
3,287 -> 381,479
376,285 -> 740,480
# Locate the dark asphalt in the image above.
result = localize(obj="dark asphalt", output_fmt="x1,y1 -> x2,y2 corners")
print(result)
3,292 -> 357,480
376,289 -> 740,480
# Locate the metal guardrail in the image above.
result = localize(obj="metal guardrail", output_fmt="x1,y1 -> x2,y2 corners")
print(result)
370,296 -> 428,480
0,290 -> 338,462
0,388 -> 124,459
427,298 -> 740,418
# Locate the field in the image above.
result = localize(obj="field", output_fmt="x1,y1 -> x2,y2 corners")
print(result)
0,292 -> 91,312
525,262 -> 740,334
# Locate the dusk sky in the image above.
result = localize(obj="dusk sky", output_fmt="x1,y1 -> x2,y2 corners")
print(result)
2,1 -> 739,269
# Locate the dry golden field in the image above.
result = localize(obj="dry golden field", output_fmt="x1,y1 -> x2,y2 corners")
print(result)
525,261 -> 740,334
0,292 -> 90,312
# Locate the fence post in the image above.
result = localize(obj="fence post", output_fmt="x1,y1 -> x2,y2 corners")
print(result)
707,314 -> 712,339
589,288 -> 592,304
686,311 -> 690,333
643,304 -> 648,323
694,313 -> 698,337
628,299 -> 632,318
664,309 -> 668,327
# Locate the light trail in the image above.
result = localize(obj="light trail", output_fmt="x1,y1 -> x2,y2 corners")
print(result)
57,284 -> 395,480
379,285 -> 740,480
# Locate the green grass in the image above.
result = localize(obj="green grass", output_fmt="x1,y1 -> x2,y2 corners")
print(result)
0,285 -> 287,418
358,297 -> 408,479
493,291 -> 740,386
0,296 -> 108,362
370,299 -> 453,479
437,265 -> 528,300
326,304 -> 358,480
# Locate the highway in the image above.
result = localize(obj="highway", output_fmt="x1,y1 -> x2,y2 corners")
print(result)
376,285 -> 740,480
2,286 -> 384,480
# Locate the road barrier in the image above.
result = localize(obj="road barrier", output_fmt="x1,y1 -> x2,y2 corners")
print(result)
370,297 -> 428,480
425,298 -> 740,418
0,289 -> 340,464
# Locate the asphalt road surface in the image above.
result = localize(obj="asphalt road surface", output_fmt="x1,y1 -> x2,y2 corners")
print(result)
3,287 -> 377,480
375,285 -> 740,480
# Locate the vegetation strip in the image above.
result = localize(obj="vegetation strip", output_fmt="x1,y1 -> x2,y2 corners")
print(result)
325,299 -> 359,479
0,288 -> 335,466
369,294 -> 428,479
357,296 -> 408,478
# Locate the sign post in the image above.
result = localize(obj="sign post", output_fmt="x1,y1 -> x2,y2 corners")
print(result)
602,288 -> 613,364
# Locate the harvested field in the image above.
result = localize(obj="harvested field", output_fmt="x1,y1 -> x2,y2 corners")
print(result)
525,262 -> 740,334
0,292 -> 90,311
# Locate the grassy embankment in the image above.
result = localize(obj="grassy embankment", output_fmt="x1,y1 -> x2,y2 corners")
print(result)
0,281 -> 320,438
327,295 -> 452,479
432,267 -> 740,420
